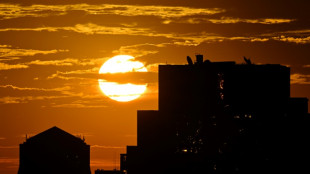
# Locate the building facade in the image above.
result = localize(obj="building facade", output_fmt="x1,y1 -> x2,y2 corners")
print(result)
121,55 -> 310,174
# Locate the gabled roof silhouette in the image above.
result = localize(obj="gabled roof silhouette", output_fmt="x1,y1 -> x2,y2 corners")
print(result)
25,126 -> 85,144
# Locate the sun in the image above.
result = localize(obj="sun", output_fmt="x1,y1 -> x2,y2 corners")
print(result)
98,55 -> 147,102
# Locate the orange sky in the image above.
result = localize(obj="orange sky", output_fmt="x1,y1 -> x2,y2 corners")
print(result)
1,1 -> 310,174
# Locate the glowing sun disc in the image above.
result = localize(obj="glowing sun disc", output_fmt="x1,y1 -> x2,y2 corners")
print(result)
98,55 -> 147,102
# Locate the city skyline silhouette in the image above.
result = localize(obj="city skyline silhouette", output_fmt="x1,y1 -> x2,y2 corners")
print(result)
15,55 -> 310,174
1,1 -> 310,174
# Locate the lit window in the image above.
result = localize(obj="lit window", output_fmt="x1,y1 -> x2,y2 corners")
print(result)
234,115 -> 240,119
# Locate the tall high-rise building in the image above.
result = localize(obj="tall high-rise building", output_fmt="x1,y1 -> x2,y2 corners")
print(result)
121,55 -> 309,174
18,126 -> 91,174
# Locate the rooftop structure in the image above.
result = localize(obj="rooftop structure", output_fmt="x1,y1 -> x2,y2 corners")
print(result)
18,126 -> 91,174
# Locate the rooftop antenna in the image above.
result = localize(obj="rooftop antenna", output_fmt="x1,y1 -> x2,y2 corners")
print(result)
195,54 -> 203,64
243,56 -> 252,65
25,134 -> 28,141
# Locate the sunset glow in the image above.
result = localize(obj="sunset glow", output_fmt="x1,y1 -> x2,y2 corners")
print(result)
1,1 -> 310,174
98,55 -> 147,102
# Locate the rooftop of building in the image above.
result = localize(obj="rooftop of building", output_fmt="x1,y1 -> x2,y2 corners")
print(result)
22,126 -> 88,145
160,55 -> 286,68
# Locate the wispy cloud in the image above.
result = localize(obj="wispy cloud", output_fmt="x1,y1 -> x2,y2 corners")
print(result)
1,56 -> 103,71
0,3 -> 224,20
0,62 -> 28,70
28,58 -> 97,66
250,38 -> 269,42
0,92 -> 103,105
164,17 -> 295,25
0,96 -> 69,104
113,43 -> 163,58
47,67 -> 99,80
0,23 -> 152,36
49,70 -> 158,84
0,85 -> 75,104
0,137 -> 5,140
2,23 -> 309,45
0,83 -> 106,103
0,23 -> 219,46
208,17 -> 295,24
0,84 -> 70,92
0,45 -> 68,58
0,23 -> 279,46
272,35 -> 310,44
0,96 -> 25,104
260,29 -> 310,44
28,59 -> 78,66
50,103 -> 107,108
0,4 -> 66,20
291,73 -> 310,85
276,29 -> 310,35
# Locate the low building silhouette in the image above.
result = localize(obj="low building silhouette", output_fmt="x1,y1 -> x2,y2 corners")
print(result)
18,126 -> 91,174
121,55 -> 310,174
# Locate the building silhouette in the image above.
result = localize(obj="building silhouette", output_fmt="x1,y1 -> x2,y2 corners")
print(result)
121,55 -> 310,174
18,126 -> 91,174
